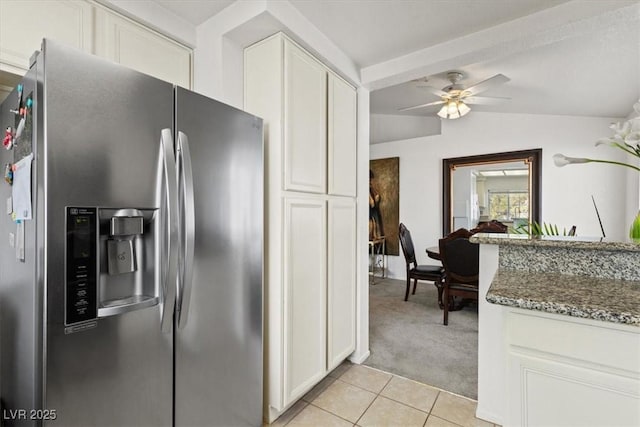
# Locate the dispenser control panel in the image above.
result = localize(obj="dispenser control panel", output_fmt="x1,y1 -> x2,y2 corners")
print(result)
65,207 -> 98,325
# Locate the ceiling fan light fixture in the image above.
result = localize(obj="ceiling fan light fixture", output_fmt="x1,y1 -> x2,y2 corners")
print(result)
458,101 -> 471,116
438,100 -> 471,119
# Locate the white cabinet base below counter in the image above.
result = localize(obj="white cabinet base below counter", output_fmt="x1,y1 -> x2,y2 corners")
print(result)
505,309 -> 640,427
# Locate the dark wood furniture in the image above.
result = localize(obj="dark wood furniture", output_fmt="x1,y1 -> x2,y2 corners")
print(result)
425,246 -> 441,261
438,228 -> 479,325
425,243 -> 469,312
427,221 -> 505,261
399,223 -> 445,307
471,220 -> 508,234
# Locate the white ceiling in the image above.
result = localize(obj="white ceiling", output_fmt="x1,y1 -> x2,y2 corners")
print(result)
371,20 -> 640,118
153,0 -> 640,119
155,0 -> 234,26
287,0 -> 569,68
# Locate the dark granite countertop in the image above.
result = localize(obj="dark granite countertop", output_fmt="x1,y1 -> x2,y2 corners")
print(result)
486,269 -> 640,326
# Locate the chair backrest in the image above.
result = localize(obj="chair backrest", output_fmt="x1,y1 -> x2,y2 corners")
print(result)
471,220 -> 508,234
398,223 -> 417,267
439,228 -> 479,285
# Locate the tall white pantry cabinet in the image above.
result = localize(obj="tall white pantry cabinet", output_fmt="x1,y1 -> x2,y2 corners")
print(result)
244,33 -> 357,422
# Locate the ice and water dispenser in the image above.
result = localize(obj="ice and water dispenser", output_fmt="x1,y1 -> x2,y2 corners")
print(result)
107,210 -> 143,275
65,206 -> 159,326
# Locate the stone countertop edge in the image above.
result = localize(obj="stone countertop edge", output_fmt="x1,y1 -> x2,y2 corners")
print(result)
470,233 -> 640,252
486,269 -> 640,326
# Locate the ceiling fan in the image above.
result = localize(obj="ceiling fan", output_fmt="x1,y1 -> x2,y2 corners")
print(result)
400,71 -> 510,119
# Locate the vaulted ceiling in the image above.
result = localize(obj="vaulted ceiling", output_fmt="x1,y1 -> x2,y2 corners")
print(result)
155,0 -> 639,118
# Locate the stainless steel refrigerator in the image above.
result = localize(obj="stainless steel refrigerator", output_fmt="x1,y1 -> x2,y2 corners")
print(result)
0,39 -> 263,426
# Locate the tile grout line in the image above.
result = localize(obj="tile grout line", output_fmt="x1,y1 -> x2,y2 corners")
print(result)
362,363 -> 479,404
280,400 -> 309,427
376,377 -> 433,418
427,390 -> 440,415
426,413 -> 468,427
307,403 -> 356,426
279,362 -> 486,427
426,393 -> 483,427
353,373 -> 394,426
340,371 -> 445,425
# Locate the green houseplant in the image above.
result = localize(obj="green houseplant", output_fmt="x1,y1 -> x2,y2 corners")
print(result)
512,221 -> 575,236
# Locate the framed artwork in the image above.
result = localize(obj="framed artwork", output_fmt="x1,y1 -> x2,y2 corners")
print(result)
369,157 -> 400,256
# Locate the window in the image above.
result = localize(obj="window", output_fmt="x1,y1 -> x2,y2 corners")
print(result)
488,191 -> 529,221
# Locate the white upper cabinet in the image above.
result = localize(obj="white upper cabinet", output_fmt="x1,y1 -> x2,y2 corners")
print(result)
245,34 -> 356,198
0,0 -> 93,74
94,7 -> 192,88
327,73 -> 357,197
283,41 -> 327,194
0,1 -> 192,89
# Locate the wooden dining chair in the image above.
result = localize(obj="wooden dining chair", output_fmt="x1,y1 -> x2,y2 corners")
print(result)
438,228 -> 479,325
399,223 -> 445,306
470,219 -> 508,234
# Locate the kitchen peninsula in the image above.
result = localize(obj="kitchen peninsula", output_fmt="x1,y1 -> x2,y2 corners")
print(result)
471,233 -> 640,427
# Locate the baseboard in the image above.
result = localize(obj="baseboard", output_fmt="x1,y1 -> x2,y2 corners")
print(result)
475,407 -> 503,426
348,349 -> 370,364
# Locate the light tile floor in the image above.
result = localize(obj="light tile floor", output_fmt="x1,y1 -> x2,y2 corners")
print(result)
267,362 -> 498,427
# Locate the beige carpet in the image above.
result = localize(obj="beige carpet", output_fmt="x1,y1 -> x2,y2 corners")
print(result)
365,277 -> 478,399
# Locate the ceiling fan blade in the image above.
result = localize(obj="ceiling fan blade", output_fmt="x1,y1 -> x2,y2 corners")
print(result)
464,74 -> 510,96
416,85 -> 449,98
463,96 -> 510,105
399,100 -> 446,111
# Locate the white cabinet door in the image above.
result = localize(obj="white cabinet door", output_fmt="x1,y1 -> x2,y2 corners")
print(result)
508,352 -> 640,427
283,40 -> 327,194
506,310 -> 640,427
327,198 -> 356,370
327,73 -> 357,197
94,7 -> 192,88
283,197 -> 327,405
0,0 -> 93,74
0,83 -> 14,103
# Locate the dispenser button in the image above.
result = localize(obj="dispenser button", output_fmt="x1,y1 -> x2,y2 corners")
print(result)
107,240 -> 136,275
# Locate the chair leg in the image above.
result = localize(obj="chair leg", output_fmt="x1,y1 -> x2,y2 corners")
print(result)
412,278 -> 418,295
404,276 -> 411,301
436,279 -> 444,309
443,286 -> 449,325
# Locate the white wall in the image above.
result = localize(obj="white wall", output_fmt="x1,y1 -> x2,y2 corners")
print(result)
371,112 -> 628,279
370,114 -> 441,144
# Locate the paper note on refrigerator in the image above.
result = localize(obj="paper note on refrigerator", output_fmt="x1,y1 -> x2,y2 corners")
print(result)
12,153 -> 33,220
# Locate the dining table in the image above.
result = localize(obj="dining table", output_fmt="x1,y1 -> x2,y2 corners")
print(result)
425,246 -> 441,261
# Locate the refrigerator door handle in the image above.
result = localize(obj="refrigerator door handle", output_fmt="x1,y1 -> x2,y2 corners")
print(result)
177,131 -> 195,329
160,128 -> 179,333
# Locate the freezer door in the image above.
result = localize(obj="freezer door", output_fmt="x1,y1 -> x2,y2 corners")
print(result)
174,87 -> 263,426
41,40 -> 174,426
0,63 -> 41,418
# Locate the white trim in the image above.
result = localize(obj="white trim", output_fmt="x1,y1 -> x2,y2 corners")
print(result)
349,350 -> 371,365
